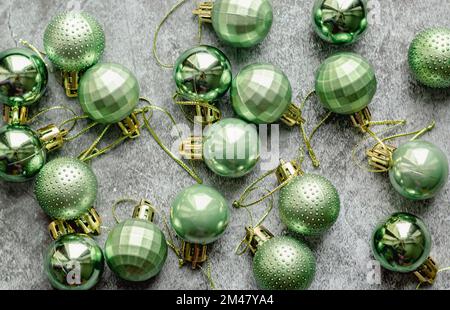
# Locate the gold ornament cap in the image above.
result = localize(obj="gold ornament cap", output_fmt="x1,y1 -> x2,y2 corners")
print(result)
275,160 -> 302,184
3,105 -> 29,125
193,2 -> 213,23
38,124 -> 68,152
117,113 -> 140,138
350,107 -> 372,132
132,199 -> 156,222
48,220 -> 75,240
181,241 -> 208,269
73,208 -> 102,235
244,225 -> 274,255
280,104 -> 305,127
179,136 -> 203,160
414,257 -> 438,285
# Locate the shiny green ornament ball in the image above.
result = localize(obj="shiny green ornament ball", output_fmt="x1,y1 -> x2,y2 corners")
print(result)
315,52 -> 377,115
211,0 -> 273,48
279,174 -> 340,235
408,27 -> 450,88
253,236 -> 316,290
78,63 -> 140,124
312,0 -> 368,45
170,184 -> 229,244
0,48 -> 48,107
203,118 -> 260,178
372,212 -> 431,273
45,234 -> 104,290
231,64 -> 292,124
389,140 -> 448,200
35,157 -> 97,220
174,45 -> 232,102
44,11 -> 105,72
105,219 -> 168,282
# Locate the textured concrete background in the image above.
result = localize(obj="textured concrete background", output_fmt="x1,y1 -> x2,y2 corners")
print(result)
1,0 -> 450,290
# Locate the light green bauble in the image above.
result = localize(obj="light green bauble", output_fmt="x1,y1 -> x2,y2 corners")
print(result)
279,174 -> 340,235
78,63 -> 140,124
408,27 -> 450,88
389,140 -> 448,200
203,118 -> 260,178
45,234 -> 104,290
231,64 -> 292,124
35,157 -> 98,220
315,52 -> 377,115
170,184 -> 229,244
105,219 -> 168,282
253,236 -> 316,290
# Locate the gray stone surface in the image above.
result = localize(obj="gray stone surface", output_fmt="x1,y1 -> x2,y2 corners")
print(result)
1,0 -> 450,290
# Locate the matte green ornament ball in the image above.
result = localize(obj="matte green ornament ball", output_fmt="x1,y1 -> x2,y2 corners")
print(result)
279,174 -> 340,235
231,63 -> 292,124
35,157 -> 98,220
315,52 -> 377,115
170,184 -> 230,244
45,234 -> 104,290
78,63 -> 140,124
253,236 -> 316,290
372,212 -> 431,273
389,140 -> 448,200
203,118 -> 260,178
408,27 -> 450,88
105,219 -> 168,282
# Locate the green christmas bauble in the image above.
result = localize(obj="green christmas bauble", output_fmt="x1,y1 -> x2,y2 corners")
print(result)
35,157 -> 98,220
408,27 -> 450,88
372,212 -> 431,273
0,125 -> 46,182
279,174 -> 340,235
389,140 -> 448,200
231,64 -> 292,124
203,118 -> 260,178
315,52 -> 377,115
105,219 -> 168,282
44,11 -> 105,72
211,0 -> 273,48
312,0 -> 368,45
45,234 -> 104,290
78,63 -> 140,124
0,48 -> 48,107
170,184 -> 230,244
174,45 -> 232,102
253,236 -> 316,290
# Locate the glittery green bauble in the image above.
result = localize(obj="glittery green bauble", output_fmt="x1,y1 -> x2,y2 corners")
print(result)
105,219 -> 168,282
389,140 -> 448,200
203,118 -> 260,178
279,174 -> 340,235
45,234 -> 104,290
253,236 -> 316,290
372,212 -> 431,273
44,11 -> 105,72
231,64 -> 292,124
35,157 -> 97,220
0,48 -> 48,107
315,52 -> 377,115
408,27 -> 450,88
211,0 -> 273,48
174,46 -> 232,102
170,184 -> 229,244
78,63 -> 140,124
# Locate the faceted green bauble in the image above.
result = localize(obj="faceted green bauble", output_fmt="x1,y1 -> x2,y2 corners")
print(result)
105,219 -> 168,282
203,118 -> 260,178
372,212 -> 431,273
211,0 -> 273,48
408,27 -> 450,88
45,234 -> 104,290
312,0 -> 368,45
174,46 -> 232,102
389,140 -> 448,200
0,48 -> 48,107
279,174 -> 340,235
231,64 -> 292,124
170,184 -> 229,244
44,11 -> 105,72
315,52 -> 377,115
0,125 -> 46,182
35,157 -> 98,220
78,63 -> 140,124
253,236 -> 316,290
